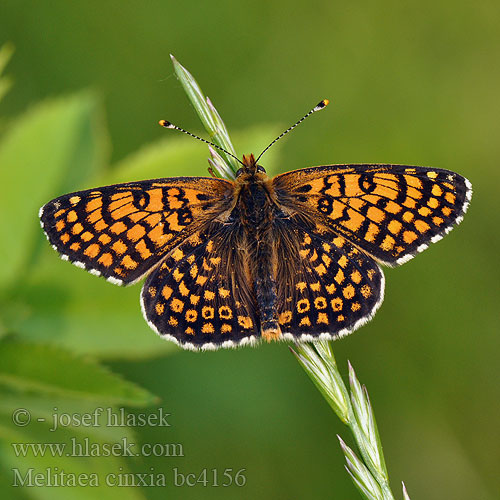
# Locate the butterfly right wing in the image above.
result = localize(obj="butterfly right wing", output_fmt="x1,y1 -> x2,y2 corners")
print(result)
273,217 -> 384,341
273,164 -> 471,266
40,177 -> 233,285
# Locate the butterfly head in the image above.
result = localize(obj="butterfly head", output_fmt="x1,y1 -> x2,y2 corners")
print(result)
236,154 -> 267,178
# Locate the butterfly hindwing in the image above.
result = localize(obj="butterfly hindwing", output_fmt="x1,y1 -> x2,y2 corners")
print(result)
273,218 -> 384,340
141,223 -> 259,350
40,177 -> 233,285
273,165 -> 472,266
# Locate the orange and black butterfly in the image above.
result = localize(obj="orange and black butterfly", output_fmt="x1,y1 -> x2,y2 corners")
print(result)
39,100 -> 472,351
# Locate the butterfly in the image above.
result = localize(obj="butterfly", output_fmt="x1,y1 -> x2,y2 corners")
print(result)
39,100 -> 472,351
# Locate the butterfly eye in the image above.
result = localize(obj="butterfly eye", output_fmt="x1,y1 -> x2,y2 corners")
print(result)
236,168 -> 244,177
257,165 -> 266,173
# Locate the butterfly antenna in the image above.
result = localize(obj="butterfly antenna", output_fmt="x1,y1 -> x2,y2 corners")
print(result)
158,120 -> 244,166
255,99 -> 330,164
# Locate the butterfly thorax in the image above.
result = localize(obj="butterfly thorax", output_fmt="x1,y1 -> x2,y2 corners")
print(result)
230,154 -> 282,342
232,154 -> 275,224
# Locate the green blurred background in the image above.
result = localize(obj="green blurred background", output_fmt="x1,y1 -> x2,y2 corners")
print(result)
0,1 -> 499,499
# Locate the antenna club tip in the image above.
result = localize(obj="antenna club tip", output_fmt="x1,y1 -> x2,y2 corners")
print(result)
314,99 -> 330,111
159,119 -> 174,128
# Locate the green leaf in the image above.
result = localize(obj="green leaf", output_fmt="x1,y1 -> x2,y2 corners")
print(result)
0,92 -> 108,291
108,135 -> 218,183
0,42 -> 14,105
0,340 -> 157,406
0,387 -> 136,442
0,43 -> 14,77
0,418 -> 148,500
10,246 -> 174,359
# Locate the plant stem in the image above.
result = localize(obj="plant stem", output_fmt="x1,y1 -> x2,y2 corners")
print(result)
292,341 -> 410,500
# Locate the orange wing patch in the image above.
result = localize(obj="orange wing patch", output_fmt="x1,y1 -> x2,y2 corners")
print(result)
40,178 -> 233,285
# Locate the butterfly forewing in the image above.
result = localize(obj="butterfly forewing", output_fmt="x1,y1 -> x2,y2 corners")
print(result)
40,177 -> 233,285
273,165 -> 472,266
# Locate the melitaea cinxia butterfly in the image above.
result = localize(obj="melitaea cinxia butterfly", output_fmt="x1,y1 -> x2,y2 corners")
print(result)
40,100 -> 472,351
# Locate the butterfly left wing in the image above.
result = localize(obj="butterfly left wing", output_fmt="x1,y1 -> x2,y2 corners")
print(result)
141,222 -> 259,350
273,164 -> 472,266
40,177 -> 233,285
